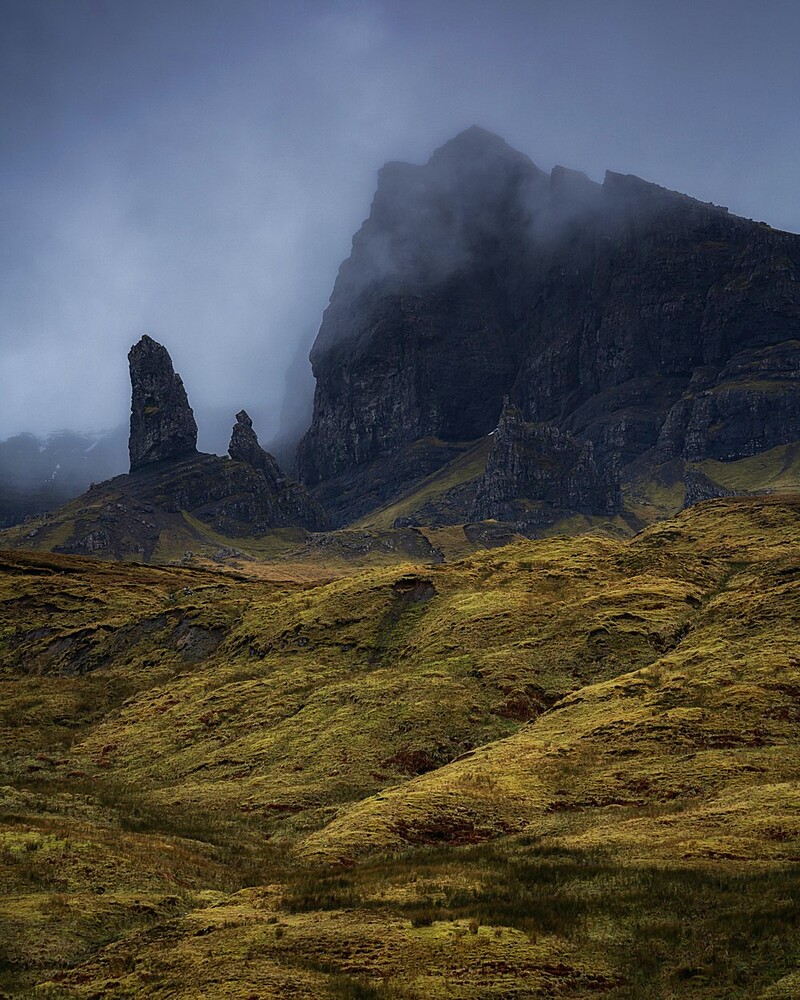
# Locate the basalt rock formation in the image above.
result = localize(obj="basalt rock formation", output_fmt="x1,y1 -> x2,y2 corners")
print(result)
3,340 -> 328,561
225,410 -> 328,532
228,410 -> 285,479
472,402 -> 619,525
128,335 -> 198,471
297,126 -> 800,525
656,340 -> 800,463
682,466 -> 736,509
125,341 -> 327,539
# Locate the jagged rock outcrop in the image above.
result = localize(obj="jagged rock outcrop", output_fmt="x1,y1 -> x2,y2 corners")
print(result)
472,403 -> 619,523
5,342 -> 329,560
123,344 -> 327,536
128,335 -> 198,471
229,410 -> 287,481
29,441 -> 328,561
657,341 -> 800,462
682,467 -> 736,509
297,127 -> 800,526
224,410 -> 328,532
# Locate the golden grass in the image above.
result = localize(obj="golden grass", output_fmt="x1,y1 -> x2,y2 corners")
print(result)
353,437 -> 492,531
3,495 -> 800,995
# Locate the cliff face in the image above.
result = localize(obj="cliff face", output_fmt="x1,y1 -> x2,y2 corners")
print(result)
128,335 -> 198,471
297,128 -> 543,488
472,403 -> 619,525
297,127 -> 800,524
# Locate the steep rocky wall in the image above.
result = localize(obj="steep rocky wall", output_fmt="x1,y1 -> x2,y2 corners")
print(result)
472,403 -> 619,523
297,128 -> 543,486
297,128 -> 800,524
128,335 -> 198,471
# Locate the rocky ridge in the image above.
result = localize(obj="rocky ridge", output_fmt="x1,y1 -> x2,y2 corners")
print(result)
297,127 -> 800,525
472,401 -> 619,525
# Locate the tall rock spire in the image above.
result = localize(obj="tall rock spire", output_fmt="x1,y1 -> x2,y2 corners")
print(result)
128,335 -> 198,472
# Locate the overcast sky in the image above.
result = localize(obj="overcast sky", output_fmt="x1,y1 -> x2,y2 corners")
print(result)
2,0 -> 799,452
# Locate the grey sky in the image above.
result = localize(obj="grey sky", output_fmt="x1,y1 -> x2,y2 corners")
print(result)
2,0 -> 799,452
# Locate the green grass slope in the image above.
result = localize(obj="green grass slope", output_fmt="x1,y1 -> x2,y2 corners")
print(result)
1,497 -> 800,996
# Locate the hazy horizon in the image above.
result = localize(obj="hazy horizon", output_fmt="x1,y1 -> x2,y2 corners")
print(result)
3,0 -> 799,453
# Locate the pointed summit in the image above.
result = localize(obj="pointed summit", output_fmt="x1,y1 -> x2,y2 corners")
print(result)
427,125 -> 542,179
429,125 -> 524,159
128,335 -> 198,472
228,409 -> 285,485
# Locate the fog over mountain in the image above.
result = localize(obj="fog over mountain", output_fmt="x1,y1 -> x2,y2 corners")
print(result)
2,0 -> 799,462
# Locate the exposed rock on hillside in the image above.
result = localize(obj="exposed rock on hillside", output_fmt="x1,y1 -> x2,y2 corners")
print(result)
229,409 -> 286,480
298,127 -> 800,525
48,438 -> 327,561
473,402 -> 619,524
128,335 -> 198,471
657,340 -> 800,462
225,409 -> 328,532
1,343 -> 328,561
682,466 -> 736,508
297,127 -> 541,492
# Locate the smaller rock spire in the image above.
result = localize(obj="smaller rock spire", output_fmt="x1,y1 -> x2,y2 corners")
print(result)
228,410 -> 286,484
128,335 -> 198,472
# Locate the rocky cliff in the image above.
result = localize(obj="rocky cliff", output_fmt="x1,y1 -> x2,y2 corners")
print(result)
298,127 -> 800,525
472,402 -> 619,525
4,339 -> 328,561
128,335 -> 198,471
224,409 -> 328,533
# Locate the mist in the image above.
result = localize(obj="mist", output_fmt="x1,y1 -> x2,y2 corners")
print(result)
2,0 -> 799,459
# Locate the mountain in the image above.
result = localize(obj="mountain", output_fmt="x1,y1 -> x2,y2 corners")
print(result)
4,129 -> 800,998
5,129 -> 799,553
298,126 -> 800,526
0,426 -> 128,528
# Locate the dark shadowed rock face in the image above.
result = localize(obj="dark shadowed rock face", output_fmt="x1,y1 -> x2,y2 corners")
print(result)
226,410 -> 328,532
656,341 -> 800,462
128,335 -> 198,471
38,449 -> 328,562
297,127 -> 800,525
473,403 -> 619,523
228,410 -> 286,483
120,447 -> 327,539
682,467 -> 736,509
297,127 -> 545,488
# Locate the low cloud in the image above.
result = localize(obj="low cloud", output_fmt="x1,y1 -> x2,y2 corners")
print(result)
1,0 -> 798,455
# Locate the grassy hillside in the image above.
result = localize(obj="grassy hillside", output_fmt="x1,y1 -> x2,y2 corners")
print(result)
4,432 -> 798,579
2,497 -> 800,996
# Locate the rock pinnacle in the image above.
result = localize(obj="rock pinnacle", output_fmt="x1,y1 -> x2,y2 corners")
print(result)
128,335 -> 198,472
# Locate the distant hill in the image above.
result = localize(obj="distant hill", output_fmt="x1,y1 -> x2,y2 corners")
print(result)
0,425 -> 128,527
